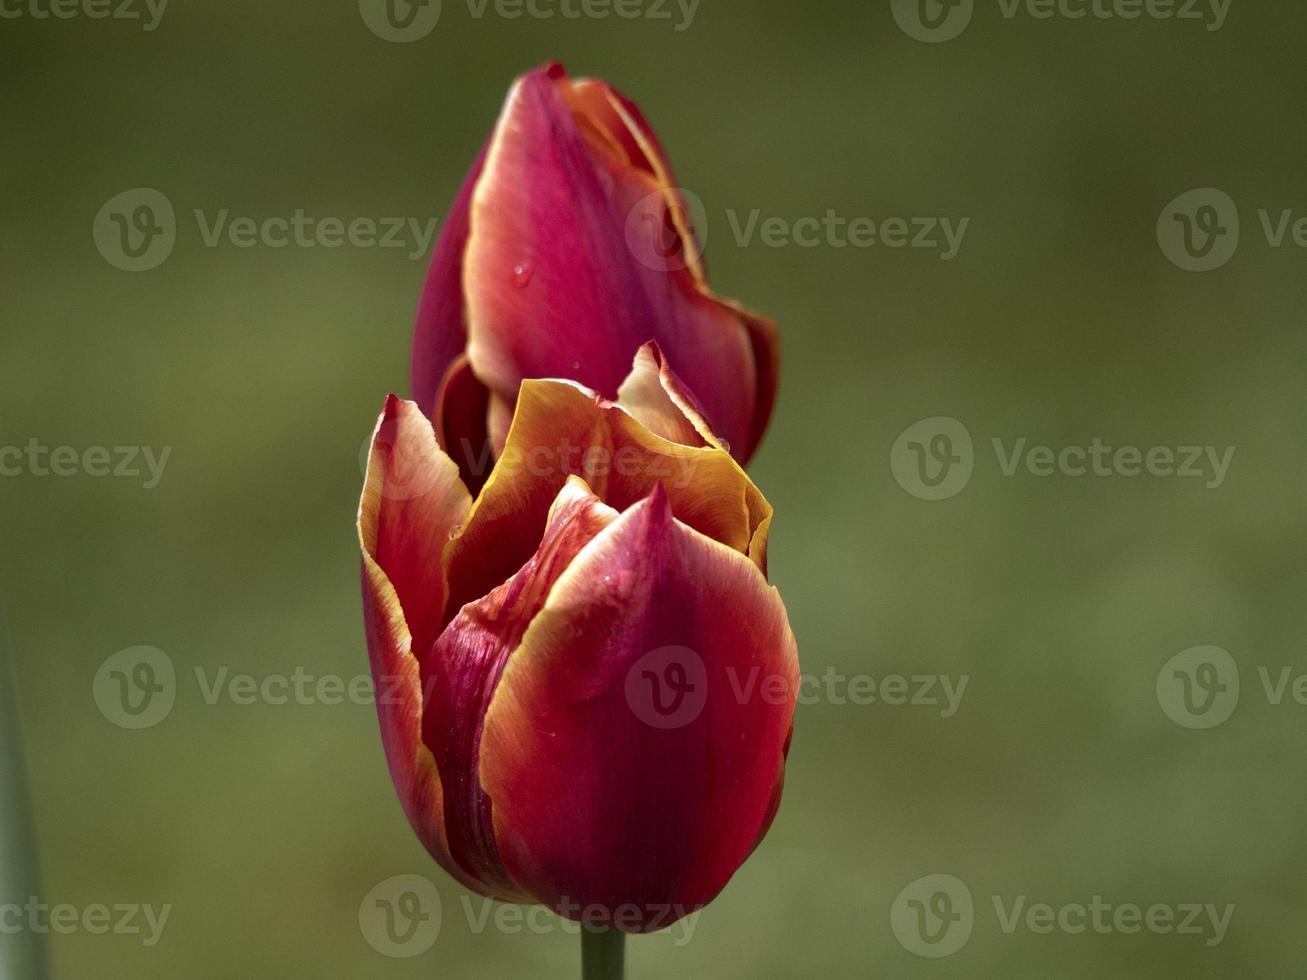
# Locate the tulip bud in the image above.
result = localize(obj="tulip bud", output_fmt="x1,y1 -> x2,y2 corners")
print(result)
360,346 -> 798,930
411,63 -> 780,490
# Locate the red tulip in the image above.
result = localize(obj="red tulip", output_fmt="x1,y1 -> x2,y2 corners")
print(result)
359,346 -> 798,930
410,63 -> 780,489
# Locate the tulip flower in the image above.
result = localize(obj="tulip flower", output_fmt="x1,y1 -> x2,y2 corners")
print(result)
359,346 -> 798,943
410,63 -> 780,489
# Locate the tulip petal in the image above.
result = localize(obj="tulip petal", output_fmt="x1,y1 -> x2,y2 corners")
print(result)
479,486 -> 799,930
432,354 -> 493,494
739,307 -> 781,464
463,64 -> 774,463
419,477 -> 617,897
411,142 -> 490,419
615,342 -> 717,451
442,375 -> 771,622
358,396 -> 479,892
363,395 -> 472,658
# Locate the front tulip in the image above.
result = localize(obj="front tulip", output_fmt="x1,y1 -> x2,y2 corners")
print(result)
359,345 -> 797,930
411,63 -> 780,489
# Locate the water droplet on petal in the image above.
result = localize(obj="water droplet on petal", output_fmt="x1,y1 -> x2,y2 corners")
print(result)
512,261 -> 534,288
448,523 -> 464,541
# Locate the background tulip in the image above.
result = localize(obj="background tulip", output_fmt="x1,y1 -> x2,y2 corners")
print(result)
359,348 -> 798,931
410,63 -> 780,489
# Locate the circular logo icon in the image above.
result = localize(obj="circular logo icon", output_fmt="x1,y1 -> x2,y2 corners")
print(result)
891,0 -> 974,42
624,187 -> 708,273
361,416 -> 448,502
891,874 -> 974,958
1156,188 -> 1240,272
93,188 -> 176,272
625,646 -> 708,730
93,646 -> 176,730
890,417 -> 974,500
358,0 -> 441,42
359,874 -> 442,957
1156,645 -> 1239,730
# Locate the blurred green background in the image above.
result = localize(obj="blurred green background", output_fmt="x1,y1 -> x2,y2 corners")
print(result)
3,0 -> 1307,976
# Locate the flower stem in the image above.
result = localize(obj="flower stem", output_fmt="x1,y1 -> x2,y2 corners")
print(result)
581,927 -> 625,980
0,605 -> 47,979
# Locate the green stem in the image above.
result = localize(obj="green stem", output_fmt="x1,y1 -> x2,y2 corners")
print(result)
581,927 -> 625,980
0,605 -> 46,980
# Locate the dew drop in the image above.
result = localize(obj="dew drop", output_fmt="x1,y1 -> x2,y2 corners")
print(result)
512,261 -> 534,288
448,523 -> 464,541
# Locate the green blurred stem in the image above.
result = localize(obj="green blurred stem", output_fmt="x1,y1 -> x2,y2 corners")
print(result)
0,607 -> 46,980
581,928 -> 625,980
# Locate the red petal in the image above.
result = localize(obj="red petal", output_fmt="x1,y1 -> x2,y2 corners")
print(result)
480,486 -> 799,930
358,396 -> 479,892
410,142 -> 489,418
419,478 -> 617,897
616,342 -> 717,450
463,64 -> 774,463
432,354 -> 493,495
442,376 -> 771,624
362,396 -> 472,657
